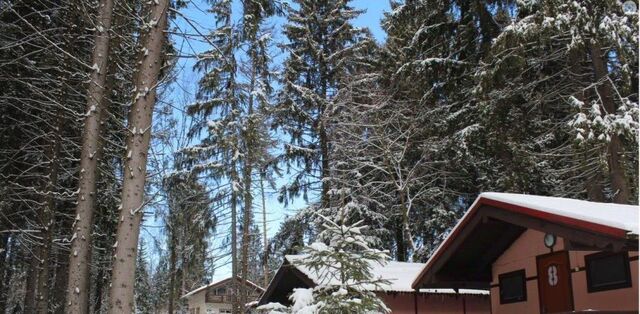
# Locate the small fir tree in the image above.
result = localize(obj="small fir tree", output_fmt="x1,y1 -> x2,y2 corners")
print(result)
259,202 -> 391,313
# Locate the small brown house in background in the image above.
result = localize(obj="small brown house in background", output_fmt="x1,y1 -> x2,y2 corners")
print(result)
259,255 -> 491,313
182,277 -> 264,314
412,193 -> 639,314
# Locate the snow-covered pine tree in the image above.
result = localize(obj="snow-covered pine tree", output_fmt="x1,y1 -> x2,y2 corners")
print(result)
477,0 -> 638,203
0,0 -> 139,310
0,0 -> 96,311
259,202 -> 390,313
238,0 -> 279,307
134,241 -> 153,314
273,0 -> 370,209
181,1 -> 279,311
149,256 -> 171,313
162,173 -> 216,313
182,0 -> 244,311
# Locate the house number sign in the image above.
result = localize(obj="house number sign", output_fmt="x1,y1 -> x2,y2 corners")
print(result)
547,265 -> 558,286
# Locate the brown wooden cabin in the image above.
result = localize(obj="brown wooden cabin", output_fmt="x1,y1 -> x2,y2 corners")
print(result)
412,193 -> 639,314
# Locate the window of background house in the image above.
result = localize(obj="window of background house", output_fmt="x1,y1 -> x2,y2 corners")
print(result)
585,252 -> 632,292
499,269 -> 527,304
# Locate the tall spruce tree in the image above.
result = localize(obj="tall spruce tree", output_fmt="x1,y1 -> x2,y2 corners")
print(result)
239,0 -> 279,307
182,1 -> 279,311
162,173 -> 215,313
274,0 -> 370,209
183,0 -> 244,311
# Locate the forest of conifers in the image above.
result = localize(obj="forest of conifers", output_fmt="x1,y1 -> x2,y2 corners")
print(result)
0,0 -> 637,313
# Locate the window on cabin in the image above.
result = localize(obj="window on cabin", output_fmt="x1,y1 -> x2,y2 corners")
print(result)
215,287 -> 226,295
585,252 -> 632,292
499,269 -> 527,304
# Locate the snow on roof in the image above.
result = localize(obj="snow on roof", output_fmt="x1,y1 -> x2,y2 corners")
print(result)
182,277 -> 264,299
480,192 -> 639,235
284,255 -> 487,295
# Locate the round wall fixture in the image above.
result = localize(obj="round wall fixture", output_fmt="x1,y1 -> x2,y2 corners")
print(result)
544,233 -> 556,249
623,1 -> 638,14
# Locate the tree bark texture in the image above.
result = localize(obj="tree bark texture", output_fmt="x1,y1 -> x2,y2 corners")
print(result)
66,0 -> 115,312
0,234 -> 8,313
260,173 -> 269,288
52,244 -> 70,314
36,107 -> 64,313
107,0 -> 169,311
240,72 -> 256,312
24,252 -> 38,313
168,228 -> 176,314
230,179 -> 240,313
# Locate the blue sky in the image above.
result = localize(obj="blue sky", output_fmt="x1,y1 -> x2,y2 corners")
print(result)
147,0 -> 391,282
353,0 -> 390,41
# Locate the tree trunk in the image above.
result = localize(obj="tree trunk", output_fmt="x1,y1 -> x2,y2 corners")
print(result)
24,251 -> 38,313
231,178 -> 240,314
93,257 -> 107,313
66,0 -> 115,312
0,234 -> 8,313
568,49 -> 605,202
398,189 -> 416,262
588,43 -> 630,204
319,77 -> 330,209
394,224 -> 405,262
241,173 -> 252,310
36,107 -> 64,313
52,244 -> 70,314
90,20 -> 122,313
320,127 -> 330,209
474,0 -> 500,55
319,58 -> 330,209
168,228 -> 176,314
1,237 -> 16,313
107,0 -> 169,311
240,70 -> 257,311
260,173 -> 269,288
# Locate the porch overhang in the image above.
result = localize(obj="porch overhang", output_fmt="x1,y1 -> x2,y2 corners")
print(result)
257,259 -> 316,306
